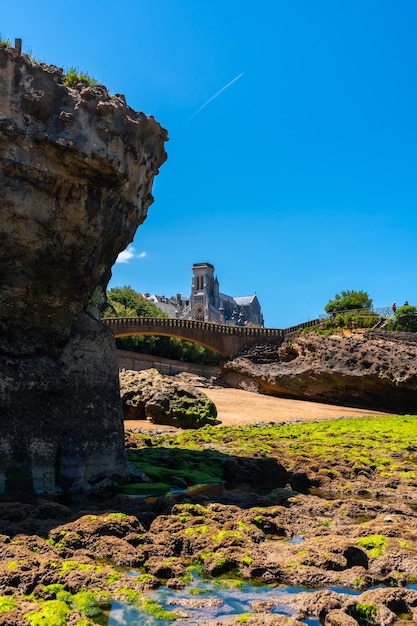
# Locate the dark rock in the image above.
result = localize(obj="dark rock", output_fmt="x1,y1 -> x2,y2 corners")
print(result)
91,536 -> 144,567
0,46 -> 167,494
48,512 -> 146,547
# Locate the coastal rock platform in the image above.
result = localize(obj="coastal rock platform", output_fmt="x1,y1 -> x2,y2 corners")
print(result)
220,330 -> 417,414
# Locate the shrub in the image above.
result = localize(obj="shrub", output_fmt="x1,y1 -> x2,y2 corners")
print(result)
64,66 -> 97,88
349,313 -> 380,329
315,310 -> 381,333
387,304 -> 417,332
334,313 -> 345,328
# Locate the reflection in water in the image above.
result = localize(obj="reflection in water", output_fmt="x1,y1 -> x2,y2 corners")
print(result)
106,601 -> 144,625
105,576 -> 360,625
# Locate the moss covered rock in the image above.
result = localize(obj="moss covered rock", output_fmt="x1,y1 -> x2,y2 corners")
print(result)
120,369 -> 217,428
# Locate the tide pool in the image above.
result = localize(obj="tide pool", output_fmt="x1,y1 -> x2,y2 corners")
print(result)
103,575 -> 363,624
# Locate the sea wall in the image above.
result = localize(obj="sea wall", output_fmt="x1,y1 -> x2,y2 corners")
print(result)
117,349 -> 220,378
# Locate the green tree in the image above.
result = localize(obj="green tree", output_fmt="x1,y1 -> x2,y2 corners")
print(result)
103,286 -> 166,318
388,304 -> 417,332
325,290 -> 372,313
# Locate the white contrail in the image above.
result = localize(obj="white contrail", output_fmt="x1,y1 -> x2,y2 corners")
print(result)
188,72 -> 244,120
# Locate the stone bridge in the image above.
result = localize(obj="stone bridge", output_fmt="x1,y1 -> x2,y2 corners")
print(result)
103,317 -> 320,357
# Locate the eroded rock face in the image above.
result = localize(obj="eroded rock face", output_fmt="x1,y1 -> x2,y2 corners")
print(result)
220,331 -> 417,413
0,45 -> 167,493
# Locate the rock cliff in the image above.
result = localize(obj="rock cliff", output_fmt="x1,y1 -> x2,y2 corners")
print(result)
220,330 -> 417,413
0,44 -> 167,494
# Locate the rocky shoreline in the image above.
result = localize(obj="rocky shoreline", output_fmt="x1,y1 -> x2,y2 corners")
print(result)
1,413 -> 417,624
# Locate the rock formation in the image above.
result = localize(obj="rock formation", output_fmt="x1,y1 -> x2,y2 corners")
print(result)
220,330 -> 417,413
0,44 -> 167,493
120,369 -> 218,428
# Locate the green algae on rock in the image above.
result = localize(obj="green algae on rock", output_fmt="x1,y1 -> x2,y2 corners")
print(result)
1,415 -> 417,623
120,369 -> 217,428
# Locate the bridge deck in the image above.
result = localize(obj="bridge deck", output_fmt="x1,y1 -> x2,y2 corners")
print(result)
102,317 -> 321,358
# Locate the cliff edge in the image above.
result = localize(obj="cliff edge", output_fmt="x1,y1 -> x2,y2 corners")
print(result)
0,45 -> 167,494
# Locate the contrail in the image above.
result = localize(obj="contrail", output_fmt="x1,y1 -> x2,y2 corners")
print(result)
188,72 -> 244,121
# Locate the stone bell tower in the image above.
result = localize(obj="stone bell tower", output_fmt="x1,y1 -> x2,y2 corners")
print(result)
190,262 -> 219,321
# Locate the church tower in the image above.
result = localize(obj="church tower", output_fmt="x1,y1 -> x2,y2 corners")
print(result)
176,261 -> 263,325
190,262 -> 216,321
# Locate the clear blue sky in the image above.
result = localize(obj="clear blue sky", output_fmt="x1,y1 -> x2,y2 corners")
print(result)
3,1 -> 416,328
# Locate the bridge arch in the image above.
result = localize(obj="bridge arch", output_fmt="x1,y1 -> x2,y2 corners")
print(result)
102,317 -> 291,358
112,327 -> 227,356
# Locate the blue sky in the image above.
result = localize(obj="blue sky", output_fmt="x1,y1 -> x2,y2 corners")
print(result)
3,1 -> 416,328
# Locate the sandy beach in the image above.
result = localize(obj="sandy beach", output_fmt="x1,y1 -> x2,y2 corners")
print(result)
124,386 -> 393,430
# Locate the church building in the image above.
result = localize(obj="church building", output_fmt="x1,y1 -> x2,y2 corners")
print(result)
145,262 -> 264,327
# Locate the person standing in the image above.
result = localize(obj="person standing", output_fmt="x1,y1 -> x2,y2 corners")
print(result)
391,302 -> 397,314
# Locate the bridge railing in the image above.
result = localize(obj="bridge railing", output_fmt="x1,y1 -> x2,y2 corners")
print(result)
283,318 -> 321,335
103,317 -> 286,338
318,306 -> 394,320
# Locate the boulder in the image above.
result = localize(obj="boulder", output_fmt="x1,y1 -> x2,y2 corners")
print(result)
0,45 -> 167,493
120,369 -> 217,428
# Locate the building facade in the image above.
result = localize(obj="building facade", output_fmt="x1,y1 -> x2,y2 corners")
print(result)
145,262 -> 264,327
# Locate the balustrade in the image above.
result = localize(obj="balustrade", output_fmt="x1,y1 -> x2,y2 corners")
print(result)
105,310 -> 399,344
104,317 -> 294,341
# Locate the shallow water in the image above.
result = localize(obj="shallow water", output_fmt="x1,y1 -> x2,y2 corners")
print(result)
105,576 -> 362,625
